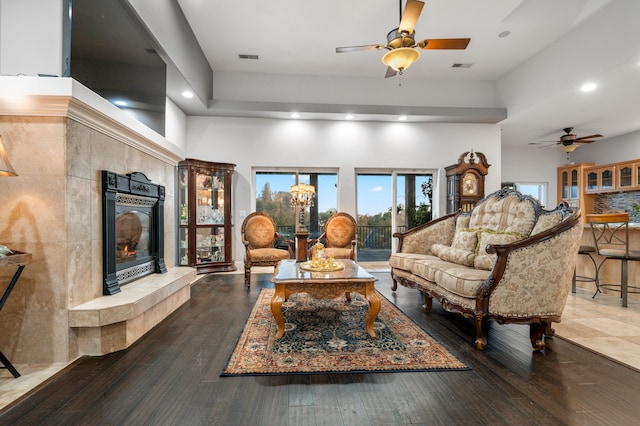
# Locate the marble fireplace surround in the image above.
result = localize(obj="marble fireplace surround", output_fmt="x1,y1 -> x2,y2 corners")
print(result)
0,77 -> 196,363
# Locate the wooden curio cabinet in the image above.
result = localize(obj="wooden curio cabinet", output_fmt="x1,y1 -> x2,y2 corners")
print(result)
557,162 -> 594,223
445,151 -> 490,214
177,159 -> 236,274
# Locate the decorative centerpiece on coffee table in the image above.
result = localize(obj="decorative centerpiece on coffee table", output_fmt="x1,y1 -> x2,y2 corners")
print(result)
300,242 -> 345,272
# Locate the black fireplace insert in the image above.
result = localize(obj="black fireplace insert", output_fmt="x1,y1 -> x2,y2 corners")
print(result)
102,171 -> 167,295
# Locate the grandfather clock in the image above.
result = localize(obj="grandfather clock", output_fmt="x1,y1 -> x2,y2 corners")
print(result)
445,151 -> 490,214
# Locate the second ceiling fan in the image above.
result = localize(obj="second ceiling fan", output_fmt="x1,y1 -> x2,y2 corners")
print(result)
336,0 -> 471,78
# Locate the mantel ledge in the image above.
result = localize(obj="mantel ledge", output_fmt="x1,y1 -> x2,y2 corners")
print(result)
69,267 -> 196,327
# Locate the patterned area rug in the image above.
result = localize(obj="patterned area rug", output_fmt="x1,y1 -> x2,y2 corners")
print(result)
222,289 -> 468,375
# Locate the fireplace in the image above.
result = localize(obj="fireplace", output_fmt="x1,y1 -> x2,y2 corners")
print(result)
102,171 -> 167,295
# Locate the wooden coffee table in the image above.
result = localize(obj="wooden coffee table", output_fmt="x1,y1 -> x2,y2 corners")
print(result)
270,259 -> 380,338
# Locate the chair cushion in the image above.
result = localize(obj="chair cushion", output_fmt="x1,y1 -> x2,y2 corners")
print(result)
247,248 -> 290,262
389,253 -> 433,270
325,247 -> 352,259
326,216 -> 355,247
412,256 -> 464,281
245,216 -> 276,248
433,266 -> 491,298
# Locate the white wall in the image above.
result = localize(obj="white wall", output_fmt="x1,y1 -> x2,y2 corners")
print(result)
501,145 -> 568,206
165,97 -> 187,151
572,129 -> 640,165
0,0 -> 65,76
186,116 -> 502,262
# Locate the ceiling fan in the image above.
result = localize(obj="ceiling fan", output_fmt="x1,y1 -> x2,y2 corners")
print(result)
533,127 -> 604,150
335,0 -> 471,78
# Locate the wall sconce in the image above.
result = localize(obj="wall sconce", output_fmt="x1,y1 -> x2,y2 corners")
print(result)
0,135 -> 18,177
290,183 -> 315,231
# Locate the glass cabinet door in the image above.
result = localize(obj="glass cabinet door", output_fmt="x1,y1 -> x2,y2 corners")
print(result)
570,169 -> 579,198
195,171 -> 225,225
178,227 -> 189,266
178,167 -> 189,266
601,168 -> 613,190
619,166 -> 632,189
177,159 -> 236,273
195,227 -> 225,264
561,171 -> 569,199
586,171 -> 598,191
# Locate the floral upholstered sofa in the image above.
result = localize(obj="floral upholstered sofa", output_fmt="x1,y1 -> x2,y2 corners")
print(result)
390,188 -> 583,350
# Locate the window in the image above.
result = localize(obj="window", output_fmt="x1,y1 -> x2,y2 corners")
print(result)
503,182 -> 547,207
255,170 -> 337,240
357,171 -> 434,259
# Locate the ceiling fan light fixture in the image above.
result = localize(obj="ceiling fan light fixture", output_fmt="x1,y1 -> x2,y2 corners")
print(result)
382,47 -> 420,72
560,144 -> 580,153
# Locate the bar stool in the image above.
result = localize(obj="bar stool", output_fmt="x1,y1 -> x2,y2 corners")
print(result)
587,213 -> 640,307
572,245 -> 599,296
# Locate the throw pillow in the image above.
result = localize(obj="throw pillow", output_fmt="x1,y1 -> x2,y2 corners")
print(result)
432,243 -> 476,267
474,230 -> 521,270
530,212 -> 563,235
451,229 -> 477,252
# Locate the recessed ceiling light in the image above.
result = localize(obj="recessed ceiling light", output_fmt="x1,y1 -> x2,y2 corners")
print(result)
498,30 -> 511,38
113,100 -> 128,107
398,116 -> 407,121
580,82 -> 598,92
182,90 -> 194,98
345,114 -> 354,120
290,113 -> 300,119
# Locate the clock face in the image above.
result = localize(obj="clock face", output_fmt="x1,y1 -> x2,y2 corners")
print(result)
462,173 -> 479,196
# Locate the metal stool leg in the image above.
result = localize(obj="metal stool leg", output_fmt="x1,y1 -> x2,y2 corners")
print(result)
573,248 -> 599,296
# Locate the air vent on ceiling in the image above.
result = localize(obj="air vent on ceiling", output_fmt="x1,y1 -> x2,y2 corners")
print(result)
145,48 -> 157,54
451,63 -> 473,68
239,54 -> 259,60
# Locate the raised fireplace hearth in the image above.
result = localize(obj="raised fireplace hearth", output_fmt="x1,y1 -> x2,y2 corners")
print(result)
102,170 -> 167,295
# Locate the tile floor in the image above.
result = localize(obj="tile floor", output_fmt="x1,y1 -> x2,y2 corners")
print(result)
2,263 -> 640,411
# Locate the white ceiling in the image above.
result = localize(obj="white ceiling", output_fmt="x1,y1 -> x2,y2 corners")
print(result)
166,0 -> 640,148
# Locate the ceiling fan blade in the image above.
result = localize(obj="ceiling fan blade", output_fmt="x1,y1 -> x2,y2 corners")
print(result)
418,38 -> 471,50
399,0 -> 425,34
336,44 -> 383,53
576,140 -> 597,144
576,134 -> 603,141
385,66 -> 398,78
528,142 -> 558,148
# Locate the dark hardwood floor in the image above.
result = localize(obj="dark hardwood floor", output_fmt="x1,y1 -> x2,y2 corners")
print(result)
2,272 -> 640,425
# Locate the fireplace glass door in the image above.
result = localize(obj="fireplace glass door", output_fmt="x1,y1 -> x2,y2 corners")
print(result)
178,159 -> 236,273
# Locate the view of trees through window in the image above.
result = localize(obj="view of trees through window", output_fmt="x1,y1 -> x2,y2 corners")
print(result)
255,171 -> 337,240
255,170 -> 433,259
357,172 -> 433,258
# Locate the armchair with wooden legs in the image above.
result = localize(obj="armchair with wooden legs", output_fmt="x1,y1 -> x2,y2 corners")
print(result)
241,212 -> 293,287
309,212 -> 358,261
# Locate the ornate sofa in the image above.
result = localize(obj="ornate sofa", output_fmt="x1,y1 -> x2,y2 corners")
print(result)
390,188 -> 583,350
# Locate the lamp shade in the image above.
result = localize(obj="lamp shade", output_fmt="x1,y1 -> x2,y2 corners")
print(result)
0,135 -> 18,177
560,144 -> 579,153
382,47 -> 421,72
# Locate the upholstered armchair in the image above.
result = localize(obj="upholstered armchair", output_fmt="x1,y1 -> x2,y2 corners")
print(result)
310,212 -> 358,260
241,212 -> 293,287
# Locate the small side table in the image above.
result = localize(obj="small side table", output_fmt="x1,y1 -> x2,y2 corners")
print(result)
294,231 -> 310,262
0,251 -> 32,378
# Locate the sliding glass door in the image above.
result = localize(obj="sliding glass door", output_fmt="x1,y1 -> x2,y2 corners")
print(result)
356,174 -> 393,261
356,171 -> 434,260
255,171 -> 337,241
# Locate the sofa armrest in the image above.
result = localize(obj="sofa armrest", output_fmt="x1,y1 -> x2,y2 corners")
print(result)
479,210 -> 582,317
393,213 -> 458,254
